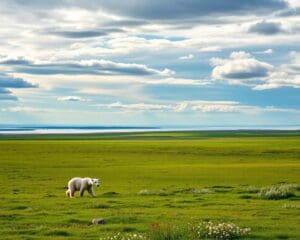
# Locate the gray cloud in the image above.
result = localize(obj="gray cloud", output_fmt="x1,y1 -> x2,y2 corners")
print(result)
0,73 -> 37,101
276,7 -> 300,17
0,88 -> 17,100
0,73 -> 37,88
248,21 -> 284,35
0,0 -> 288,21
45,28 -> 124,39
103,19 -> 148,27
0,57 -> 174,76
94,0 -> 288,20
211,51 -> 274,82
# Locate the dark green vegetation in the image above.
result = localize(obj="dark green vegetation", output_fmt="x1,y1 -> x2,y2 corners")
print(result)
0,131 -> 299,239
1,130 -> 300,140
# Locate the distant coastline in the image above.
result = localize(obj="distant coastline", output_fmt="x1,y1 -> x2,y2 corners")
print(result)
0,125 -> 299,135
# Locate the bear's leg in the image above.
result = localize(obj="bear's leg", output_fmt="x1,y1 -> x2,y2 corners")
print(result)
79,187 -> 85,197
66,189 -> 70,198
69,187 -> 75,198
87,186 -> 96,197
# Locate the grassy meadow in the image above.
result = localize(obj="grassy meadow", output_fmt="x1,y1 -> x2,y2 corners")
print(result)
0,131 -> 299,239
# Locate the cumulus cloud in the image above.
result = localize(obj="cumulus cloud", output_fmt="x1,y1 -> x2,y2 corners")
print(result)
211,50 -> 300,90
0,56 -> 174,76
248,21 -> 284,35
256,52 -> 300,89
211,51 -> 274,81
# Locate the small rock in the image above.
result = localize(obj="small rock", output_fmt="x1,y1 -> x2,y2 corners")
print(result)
92,218 -> 105,225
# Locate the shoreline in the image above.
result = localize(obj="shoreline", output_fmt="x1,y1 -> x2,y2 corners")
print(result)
0,126 -> 300,135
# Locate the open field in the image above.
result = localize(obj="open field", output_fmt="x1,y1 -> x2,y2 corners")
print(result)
0,131 -> 300,239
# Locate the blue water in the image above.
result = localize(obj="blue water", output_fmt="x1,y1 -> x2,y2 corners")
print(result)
0,125 -> 299,134
0,125 -> 159,134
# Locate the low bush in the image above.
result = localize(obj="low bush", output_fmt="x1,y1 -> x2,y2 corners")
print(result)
99,222 -> 251,240
191,221 -> 251,239
258,184 -> 298,200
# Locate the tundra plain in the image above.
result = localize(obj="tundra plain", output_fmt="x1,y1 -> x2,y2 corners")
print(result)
0,131 -> 299,239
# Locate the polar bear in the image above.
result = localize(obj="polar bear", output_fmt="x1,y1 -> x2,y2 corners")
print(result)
66,177 -> 100,198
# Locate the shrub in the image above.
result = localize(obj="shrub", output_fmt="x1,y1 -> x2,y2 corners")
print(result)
99,222 -> 251,240
258,184 -> 298,200
191,221 -> 251,239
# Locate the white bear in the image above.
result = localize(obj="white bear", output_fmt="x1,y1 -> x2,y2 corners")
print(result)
66,177 -> 100,198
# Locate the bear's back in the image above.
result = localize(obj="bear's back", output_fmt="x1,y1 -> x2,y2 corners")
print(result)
69,177 -> 83,189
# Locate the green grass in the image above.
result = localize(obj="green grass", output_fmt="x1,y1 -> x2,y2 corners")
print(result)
0,132 -> 299,239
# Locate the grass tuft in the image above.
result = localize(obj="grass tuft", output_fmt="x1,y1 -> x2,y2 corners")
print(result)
258,184 -> 298,200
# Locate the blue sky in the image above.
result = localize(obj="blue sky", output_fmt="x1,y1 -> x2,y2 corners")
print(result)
0,0 -> 300,126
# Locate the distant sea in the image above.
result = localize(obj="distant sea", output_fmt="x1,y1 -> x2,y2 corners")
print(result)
0,125 -> 299,134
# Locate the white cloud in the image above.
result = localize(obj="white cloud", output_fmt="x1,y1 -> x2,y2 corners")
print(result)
254,52 -> 300,89
174,101 -> 189,112
179,54 -> 194,60
94,100 -> 300,114
254,48 -> 274,54
4,106 -> 46,113
143,77 -> 211,86
210,51 -> 300,89
0,56 -> 175,77
199,46 -> 222,52
229,51 -> 252,59
57,96 -> 88,102
96,101 -> 173,111
211,51 -> 274,82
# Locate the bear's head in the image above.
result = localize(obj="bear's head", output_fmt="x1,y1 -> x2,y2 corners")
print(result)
89,178 -> 100,187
